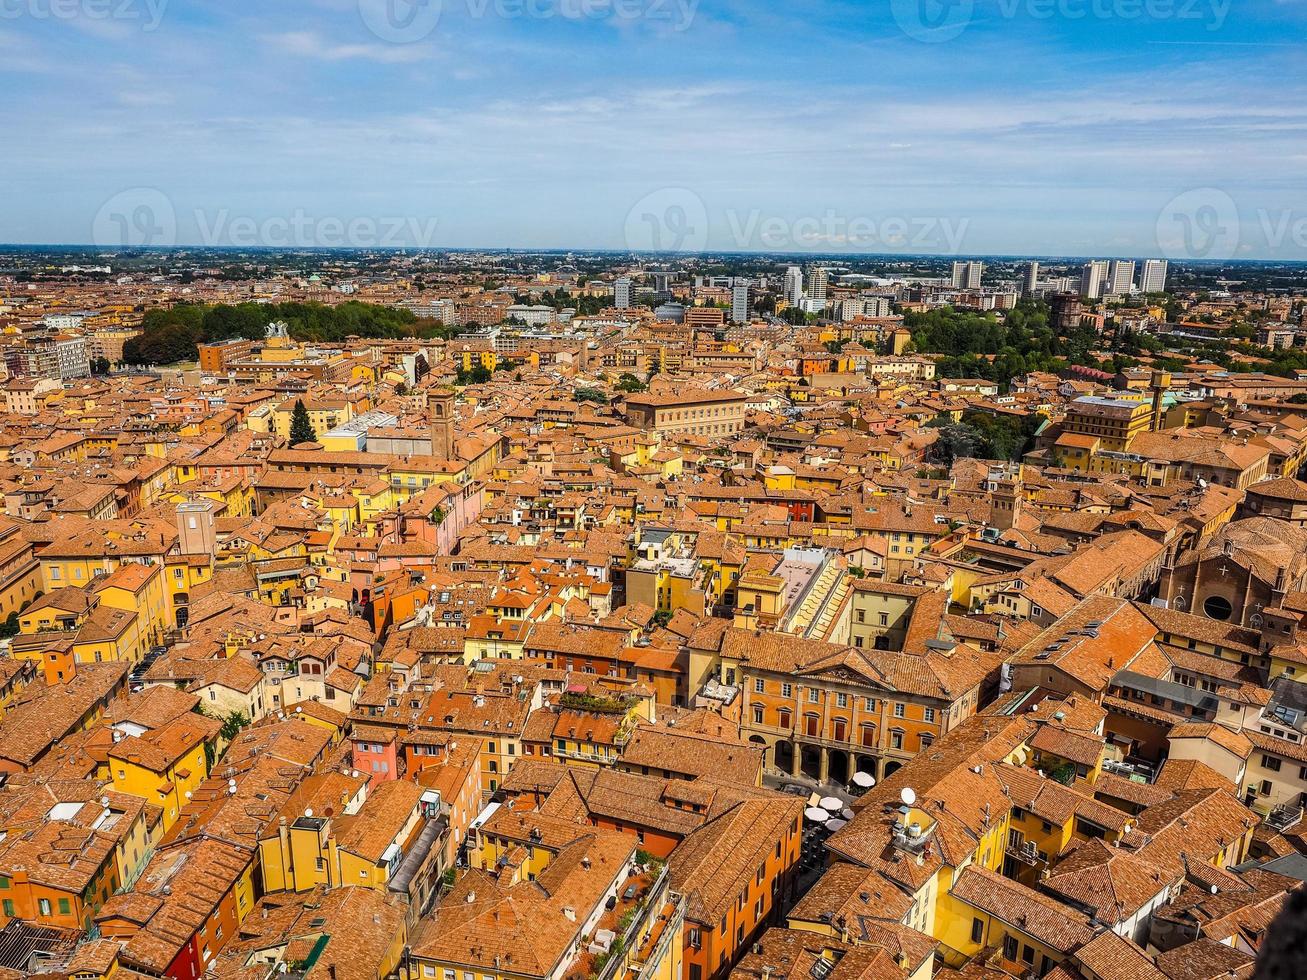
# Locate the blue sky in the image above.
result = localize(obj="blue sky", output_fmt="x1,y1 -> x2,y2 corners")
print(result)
2,0 -> 1306,257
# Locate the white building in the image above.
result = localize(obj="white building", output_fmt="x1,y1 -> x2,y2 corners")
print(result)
807,267 -> 829,308
613,277 -> 633,310
1108,260 -> 1136,296
1022,261 -> 1040,296
951,261 -> 982,290
783,266 -> 804,307
731,284 -> 750,324
1080,260 -> 1110,300
1139,259 -> 1168,293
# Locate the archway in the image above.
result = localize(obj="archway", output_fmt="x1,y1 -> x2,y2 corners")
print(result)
856,755 -> 878,776
828,749 -> 850,785
774,740 -> 796,775
883,760 -> 902,778
748,735 -> 769,768
800,744 -> 822,780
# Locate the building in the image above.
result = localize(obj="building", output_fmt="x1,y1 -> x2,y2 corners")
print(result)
807,267 -> 829,308
1139,258 -> 1168,293
951,261 -> 982,290
624,389 -> 747,438
784,266 -> 804,307
614,277 -> 633,310
731,284 -> 750,324
1107,259 -> 1136,296
1022,260 -> 1040,296
1080,260 -> 1110,299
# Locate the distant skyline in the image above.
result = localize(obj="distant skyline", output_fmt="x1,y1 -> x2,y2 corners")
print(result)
3,0 -> 1306,259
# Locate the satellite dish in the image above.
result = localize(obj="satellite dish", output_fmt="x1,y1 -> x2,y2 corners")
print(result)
305,808 -> 314,818
900,788 -> 917,807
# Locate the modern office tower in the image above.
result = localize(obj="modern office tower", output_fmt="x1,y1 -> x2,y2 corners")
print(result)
731,284 -> 750,323
1022,261 -> 1040,296
807,267 -> 829,307
1108,259 -> 1136,296
784,266 -> 804,306
652,270 -> 672,294
951,260 -> 982,289
1139,259 -> 1169,293
1080,260 -> 1110,299
614,277 -> 633,309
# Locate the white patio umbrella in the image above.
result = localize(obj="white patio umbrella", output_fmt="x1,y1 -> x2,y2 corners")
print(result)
852,771 -> 875,789
826,817 -> 848,831
821,796 -> 844,812
805,807 -> 830,823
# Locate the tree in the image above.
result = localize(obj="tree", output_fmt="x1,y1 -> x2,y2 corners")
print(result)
616,373 -> 647,393
0,613 -> 17,639
90,356 -> 111,375
289,400 -> 317,444
220,710 -> 250,743
455,364 -> 492,386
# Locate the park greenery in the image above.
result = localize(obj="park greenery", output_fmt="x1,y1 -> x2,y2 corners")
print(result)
122,301 -> 449,365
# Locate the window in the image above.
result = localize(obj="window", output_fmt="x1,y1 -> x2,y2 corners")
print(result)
878,612 -> 889,626
58,898 -> 70,915
808,689 -> 819,703
1003,936 -> 1018,961
781,683 -> 792,698
923,707 -> 935,723
752,705 -> 764,725
836,693 -> 848,708
894,702 -> 905,718
864,697 -> 875,711
39,898 -> 51,917
890,729 -> 904,750
1,900 -> 10,917
1203,594 -> 1234,621
754,679 -> 765,693
971,918 -> 984,944
1262,755 -> 1282,772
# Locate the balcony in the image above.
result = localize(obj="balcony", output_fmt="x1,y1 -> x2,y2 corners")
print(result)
1005,839 -> 1043,866
1267,803 -> 1304,832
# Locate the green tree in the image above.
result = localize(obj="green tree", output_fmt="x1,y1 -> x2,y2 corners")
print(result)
220,710 -> 250,743
616,373 -> 647,393
289,400 -> 317,444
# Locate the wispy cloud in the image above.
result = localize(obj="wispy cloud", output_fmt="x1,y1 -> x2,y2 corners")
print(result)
261,29 -> 434,63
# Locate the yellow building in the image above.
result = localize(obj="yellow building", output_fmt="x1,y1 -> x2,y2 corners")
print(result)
259,778 -> 428,895
108,714 -> 221,832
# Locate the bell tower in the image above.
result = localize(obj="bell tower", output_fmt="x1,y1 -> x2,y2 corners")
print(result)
430,389 -> 456,461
